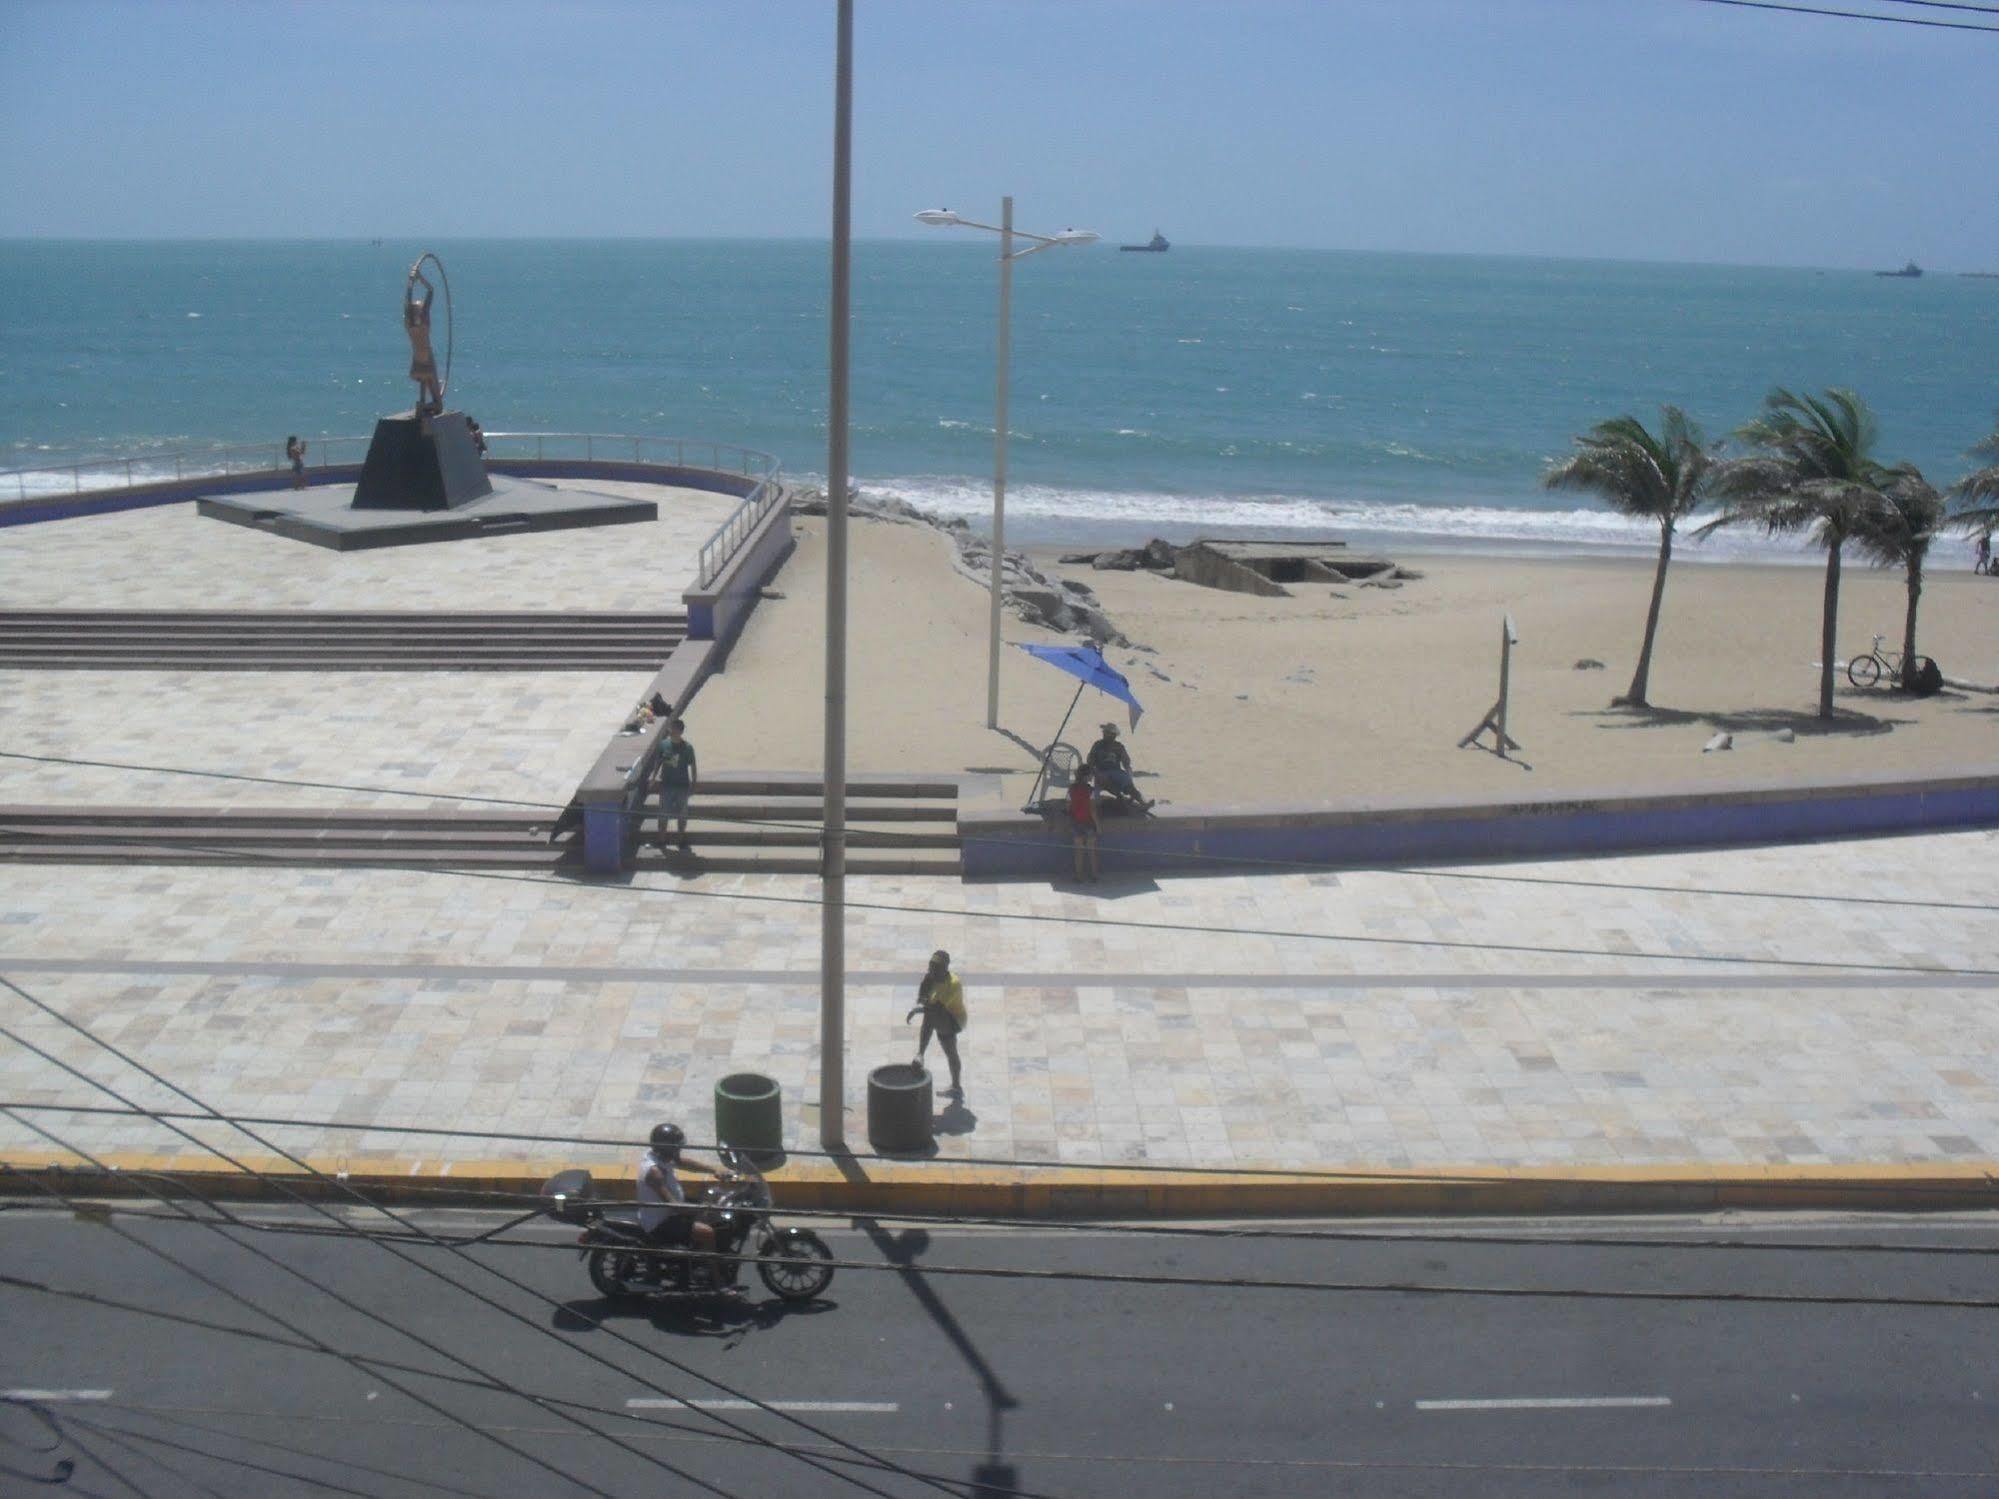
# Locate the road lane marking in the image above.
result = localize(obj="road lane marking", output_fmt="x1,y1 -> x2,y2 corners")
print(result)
627,1399 -> 898,1413
1416,1396 -> 1671,1411
3,1389 -> 113,1402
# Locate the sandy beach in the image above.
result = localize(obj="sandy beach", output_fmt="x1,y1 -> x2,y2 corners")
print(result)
690,514 -> 1997,804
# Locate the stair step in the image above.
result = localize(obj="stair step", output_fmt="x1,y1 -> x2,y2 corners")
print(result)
0,824 -> 557,849
0,806 -> 547,830
635,827 -> 959,850
649,800 -> 956,823
0,658 -> 668,672
0,612 -> 688,625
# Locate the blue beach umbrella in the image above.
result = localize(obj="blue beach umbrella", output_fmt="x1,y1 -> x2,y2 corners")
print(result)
1012,642 -> 1144,808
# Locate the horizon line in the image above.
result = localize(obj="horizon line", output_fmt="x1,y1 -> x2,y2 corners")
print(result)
0,235 -> 1983,279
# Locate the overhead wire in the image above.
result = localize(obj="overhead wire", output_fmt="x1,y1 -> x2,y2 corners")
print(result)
0,1141 -> 646,1499
1689,0 -> 1999,27
16,1168 -> 1999,1311
9,1095 -> 1999,1210
0,1119 -> 719,1499
0,1243 -> 1061,1499
0,971 -> 989,1499
4,814 -> 1989,983
8,744 -> 1995,921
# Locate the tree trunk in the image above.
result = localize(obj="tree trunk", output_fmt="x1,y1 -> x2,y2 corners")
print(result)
1623,518 -> 1673,707
1818,540 -> 1842,719
1900,556 -> 1923,691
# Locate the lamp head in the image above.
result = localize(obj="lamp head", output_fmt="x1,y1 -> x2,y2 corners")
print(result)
1054,228 -> 1100,246
914,209 -> 963,227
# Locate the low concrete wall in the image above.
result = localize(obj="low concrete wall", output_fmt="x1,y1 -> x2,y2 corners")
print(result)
567,487 -> 796,873
960,770 -> 1999,880
682,485 -> 796,646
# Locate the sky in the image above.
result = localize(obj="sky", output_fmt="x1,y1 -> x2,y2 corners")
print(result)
1,0 -> 1994,268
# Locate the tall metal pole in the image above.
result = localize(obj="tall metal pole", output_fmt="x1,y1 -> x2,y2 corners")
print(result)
819,0 -> 853,1151
985,196 -> 1014,729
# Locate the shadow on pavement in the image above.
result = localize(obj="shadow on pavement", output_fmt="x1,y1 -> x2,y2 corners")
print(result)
857,1218 -> 1022,1499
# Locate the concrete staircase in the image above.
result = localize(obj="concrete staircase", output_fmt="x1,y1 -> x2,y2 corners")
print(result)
0,611 -> 687,671
0,777 -> 965,876
634,775 -> 964,875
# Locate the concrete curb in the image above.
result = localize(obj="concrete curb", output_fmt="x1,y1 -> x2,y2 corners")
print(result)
5,1150 -> 1994,1217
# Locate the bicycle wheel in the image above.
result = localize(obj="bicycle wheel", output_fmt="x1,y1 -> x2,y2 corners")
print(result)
1847,654 -> 1881,689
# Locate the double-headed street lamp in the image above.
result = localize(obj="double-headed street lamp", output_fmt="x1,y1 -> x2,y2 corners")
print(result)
916,201 -> 1098,728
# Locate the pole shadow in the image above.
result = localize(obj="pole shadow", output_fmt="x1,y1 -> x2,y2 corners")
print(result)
855,1217 -> 1021,1498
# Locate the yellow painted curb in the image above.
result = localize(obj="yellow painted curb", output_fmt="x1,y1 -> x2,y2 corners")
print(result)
4,1149 -> 1995,1217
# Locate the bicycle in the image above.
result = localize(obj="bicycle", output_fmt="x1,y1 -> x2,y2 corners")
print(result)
1847,633 -> 1934,690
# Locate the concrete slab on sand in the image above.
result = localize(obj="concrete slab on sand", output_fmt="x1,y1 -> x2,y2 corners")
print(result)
199,474 -> 656,551
2,827 -> 1994,1201
0,481 -> 739,611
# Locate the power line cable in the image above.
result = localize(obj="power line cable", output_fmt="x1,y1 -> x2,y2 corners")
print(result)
1688,0 -> 1999,29
0,1144 -> 644,1499
12,1095 -> 1999,1209
20,1168 -> 1999,1312
0,1046 -> 869,1499
1874,0 -> 1999,14
9,744 -> 1994,916
0,1249 -> 1063,1499
0,973 -> 981,1499
5,811 -> 1985,982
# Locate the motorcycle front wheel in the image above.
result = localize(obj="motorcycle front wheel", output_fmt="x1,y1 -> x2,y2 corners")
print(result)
587,1246 -> 642,1299
756,1233 -> 835,1302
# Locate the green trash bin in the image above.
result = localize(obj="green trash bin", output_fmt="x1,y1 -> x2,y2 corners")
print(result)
714,1071 -> 783,1160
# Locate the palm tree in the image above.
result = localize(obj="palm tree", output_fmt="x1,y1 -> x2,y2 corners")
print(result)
1543,406 -> 1715,708
1702,388 -> 1892,719
1950,416 -> 1999,538
1850,465 -> 1946,690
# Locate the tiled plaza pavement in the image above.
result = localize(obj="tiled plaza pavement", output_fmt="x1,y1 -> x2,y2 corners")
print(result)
0,482 -> 736,807
1,827 -> 1994,1176
0,481 -> 736,612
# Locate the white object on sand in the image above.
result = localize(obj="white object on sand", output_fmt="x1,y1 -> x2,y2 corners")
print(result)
1703,732 -> 1733,753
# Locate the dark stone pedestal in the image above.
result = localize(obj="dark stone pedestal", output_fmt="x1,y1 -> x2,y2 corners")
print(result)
353,411 -> 493,511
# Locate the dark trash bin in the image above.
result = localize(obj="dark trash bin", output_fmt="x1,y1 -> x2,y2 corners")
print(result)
867,1063 -> 934,1153
714,1072 -> 783,1160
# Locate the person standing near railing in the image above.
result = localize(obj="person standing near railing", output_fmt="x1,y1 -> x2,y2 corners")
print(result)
285,435 -> 307,490
654,717 -> 698,853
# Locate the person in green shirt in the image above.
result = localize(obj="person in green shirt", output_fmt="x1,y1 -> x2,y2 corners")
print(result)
907,949 -> 967,1097
655,717 -> 697,851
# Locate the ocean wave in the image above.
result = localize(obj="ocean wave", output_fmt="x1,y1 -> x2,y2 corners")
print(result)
824,473 -> 1811,561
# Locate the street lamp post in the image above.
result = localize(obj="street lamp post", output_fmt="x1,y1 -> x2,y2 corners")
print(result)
915,204 -> 1097,729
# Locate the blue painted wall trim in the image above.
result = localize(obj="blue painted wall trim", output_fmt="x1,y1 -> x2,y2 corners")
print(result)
960,777 -> 1999,880
582,802 -> 627,874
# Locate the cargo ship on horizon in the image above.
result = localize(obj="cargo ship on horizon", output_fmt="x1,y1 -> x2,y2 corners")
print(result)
1120,230 -> 1170,253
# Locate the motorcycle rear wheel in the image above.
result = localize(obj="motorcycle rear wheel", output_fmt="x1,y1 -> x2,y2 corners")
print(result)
756,1233 -> 835,1302
587,1246 -> 641,1299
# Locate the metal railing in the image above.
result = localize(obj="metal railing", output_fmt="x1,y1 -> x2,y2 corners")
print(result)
2,431 -> 784,591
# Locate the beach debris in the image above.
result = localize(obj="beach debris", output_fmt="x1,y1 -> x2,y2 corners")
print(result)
1702,732 -> 1734,753
1767,728 -> 1796,744
1393,566 -> 1426,581
1357,578 -> 1402,589
1574,658 -> 1605,670
1234,692 -> 1250,701
760,588 -> 786,600
1141,537 -> 1178,571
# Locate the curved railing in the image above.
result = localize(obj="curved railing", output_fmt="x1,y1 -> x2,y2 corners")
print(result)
0,431 -> 785,588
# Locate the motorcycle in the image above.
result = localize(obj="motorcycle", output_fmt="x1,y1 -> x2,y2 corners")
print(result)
539,1146 -> 836,1304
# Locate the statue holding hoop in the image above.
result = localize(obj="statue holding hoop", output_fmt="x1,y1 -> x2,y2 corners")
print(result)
403,255 -> 448,415
350,250 -> 491,511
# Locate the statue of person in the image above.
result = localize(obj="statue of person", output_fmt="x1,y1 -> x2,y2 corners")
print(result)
404,264 -> 443,414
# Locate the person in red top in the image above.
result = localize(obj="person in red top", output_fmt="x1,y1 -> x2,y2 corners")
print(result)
1068,764 -> 1101,884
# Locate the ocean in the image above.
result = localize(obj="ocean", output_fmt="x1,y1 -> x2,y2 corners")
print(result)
4,239 -> 1994,561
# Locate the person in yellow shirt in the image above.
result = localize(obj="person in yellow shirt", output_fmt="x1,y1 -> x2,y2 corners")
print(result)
907,949 -> 967,1097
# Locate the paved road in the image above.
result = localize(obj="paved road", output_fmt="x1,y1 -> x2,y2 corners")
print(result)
2,1203 -> 1995,1497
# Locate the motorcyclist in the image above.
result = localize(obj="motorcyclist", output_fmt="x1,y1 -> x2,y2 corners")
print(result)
637,1122 -> 728,1288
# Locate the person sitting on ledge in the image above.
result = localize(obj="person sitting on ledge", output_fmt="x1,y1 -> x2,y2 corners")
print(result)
1087,722 -> 1151,810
